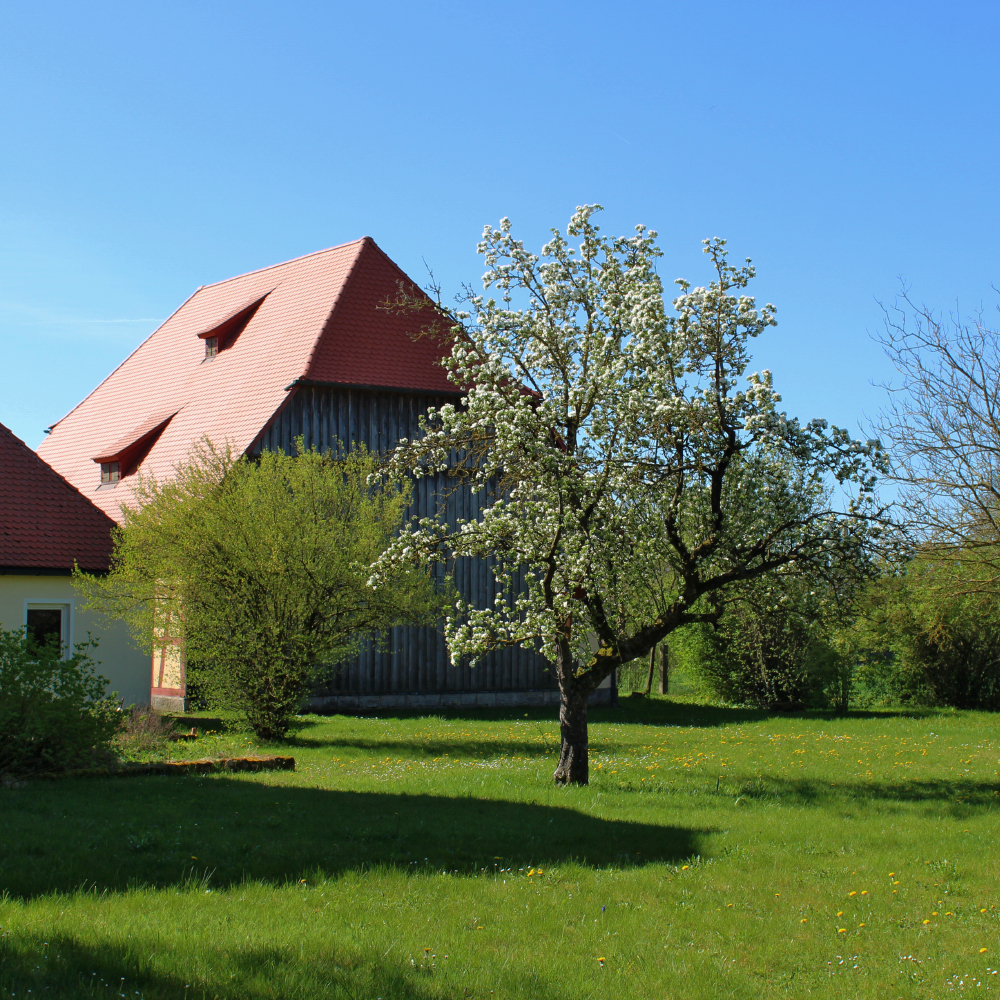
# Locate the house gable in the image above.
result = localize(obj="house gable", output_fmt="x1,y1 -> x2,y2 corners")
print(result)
37,238 -> 457,523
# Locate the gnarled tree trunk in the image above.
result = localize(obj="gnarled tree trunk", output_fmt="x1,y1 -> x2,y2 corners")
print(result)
554,684 -> 589,785
553,640 -> 595,785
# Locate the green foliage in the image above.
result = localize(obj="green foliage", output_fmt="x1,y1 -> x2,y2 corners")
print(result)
77,439 -> 441,739
672,565 -> 866,711
846,557 -> 1000,709
0,628 -> 120,777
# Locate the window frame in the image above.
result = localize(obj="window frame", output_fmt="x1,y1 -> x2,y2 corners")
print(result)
23,600 -> 74,657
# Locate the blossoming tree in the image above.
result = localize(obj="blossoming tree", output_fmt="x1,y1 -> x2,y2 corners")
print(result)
378,206 -> 886,784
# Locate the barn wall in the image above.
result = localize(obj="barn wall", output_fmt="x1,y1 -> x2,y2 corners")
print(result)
252,384 -> 566,706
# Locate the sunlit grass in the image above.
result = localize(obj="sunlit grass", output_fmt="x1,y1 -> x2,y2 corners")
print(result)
2,698 -> 1000,998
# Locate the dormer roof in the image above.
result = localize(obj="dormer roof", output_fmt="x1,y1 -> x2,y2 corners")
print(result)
37,238 -> 458,523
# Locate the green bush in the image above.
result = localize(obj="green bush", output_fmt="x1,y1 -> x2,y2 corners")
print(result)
0,628 -> 121,777
847,561 -> 1000,709
683,578 -> 851,710
77,439 -> 440,740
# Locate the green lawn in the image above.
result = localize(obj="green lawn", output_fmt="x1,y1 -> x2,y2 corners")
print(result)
2,698 -> 999,999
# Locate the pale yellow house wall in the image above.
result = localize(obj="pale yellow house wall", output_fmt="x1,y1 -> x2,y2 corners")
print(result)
0,574 -> 149,706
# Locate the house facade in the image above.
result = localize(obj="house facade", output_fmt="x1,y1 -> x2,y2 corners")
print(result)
0,422 -> 149,705
38,238 -> 599,711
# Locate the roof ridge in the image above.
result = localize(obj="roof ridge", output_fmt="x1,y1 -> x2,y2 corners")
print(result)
197,237 -> 373,290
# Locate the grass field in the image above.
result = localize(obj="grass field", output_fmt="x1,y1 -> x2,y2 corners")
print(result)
2,696 -> 999,999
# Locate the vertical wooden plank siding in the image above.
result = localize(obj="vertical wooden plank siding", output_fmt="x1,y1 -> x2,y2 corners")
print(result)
253,385 -> 555,696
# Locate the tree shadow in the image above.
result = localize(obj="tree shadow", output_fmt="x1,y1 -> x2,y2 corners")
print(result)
0,779 -> 707,900
731,773 -> 1000,814
283,732 -> 612,756
596,697 -> 943,728
2,932 -> 548,1000
297,697 -> 944,731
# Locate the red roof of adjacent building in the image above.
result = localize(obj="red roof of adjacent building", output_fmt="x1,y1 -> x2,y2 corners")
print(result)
37,238 -> 458,523
0,422 -> 115,572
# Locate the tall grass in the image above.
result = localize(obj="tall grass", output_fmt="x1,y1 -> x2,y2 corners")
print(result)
2,698 -> 999,998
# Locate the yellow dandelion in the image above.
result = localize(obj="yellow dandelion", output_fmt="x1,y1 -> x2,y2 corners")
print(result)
681,865 -> 689,870
838,928 -> 847,934
800,918 -> 808,923
849,891 -> 857,897
923,919 -> 931,925
932,911 -> 939,916
981,948 -> 988,954
889,872 -> 896,877
837,911 -> 844,917
861,890 -> 868,895
982,908 -> 988,913
859,923 -> 866,928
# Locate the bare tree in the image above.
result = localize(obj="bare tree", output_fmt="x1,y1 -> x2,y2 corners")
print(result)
875,287 -> 1000,591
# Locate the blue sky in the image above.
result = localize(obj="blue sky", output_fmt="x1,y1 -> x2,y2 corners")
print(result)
1,1 -> 998,449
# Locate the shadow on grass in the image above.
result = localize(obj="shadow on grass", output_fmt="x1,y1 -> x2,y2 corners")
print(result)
718,773 -> 1000,814
0,779 -> 707,900
1,932 -> 541,1000
599,697 -> 943,728
283,732 -> 608,757
299,697 -> 942,732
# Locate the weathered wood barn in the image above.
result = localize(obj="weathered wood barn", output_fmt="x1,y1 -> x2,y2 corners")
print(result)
39,239 -> 607,711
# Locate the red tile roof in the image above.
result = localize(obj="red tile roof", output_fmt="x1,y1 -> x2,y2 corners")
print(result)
0,422 -> 115,572
37,238 -> 459,523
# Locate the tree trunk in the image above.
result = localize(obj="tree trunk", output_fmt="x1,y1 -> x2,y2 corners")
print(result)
553,640 -> 590,785
554,685 -> 589,785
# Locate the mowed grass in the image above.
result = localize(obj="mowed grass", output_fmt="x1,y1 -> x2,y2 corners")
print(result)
2,699 -> 1000,999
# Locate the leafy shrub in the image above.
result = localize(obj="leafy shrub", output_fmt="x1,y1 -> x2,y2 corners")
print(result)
0,628 -> 121,777
685,579 -> 849,709
77,439 -> 440,740
113,705 -> 176,761
847,561 -> 1000,709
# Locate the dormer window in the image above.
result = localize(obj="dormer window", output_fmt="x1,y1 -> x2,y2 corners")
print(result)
93,409 -> 178,487
196,293 -> 269,359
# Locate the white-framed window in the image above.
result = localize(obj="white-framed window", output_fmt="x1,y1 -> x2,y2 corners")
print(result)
24,601 -> 73,656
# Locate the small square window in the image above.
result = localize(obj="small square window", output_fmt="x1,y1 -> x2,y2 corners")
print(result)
101,461 -> 120,484
26,607 -> 64,653
204,336 -> 218,359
